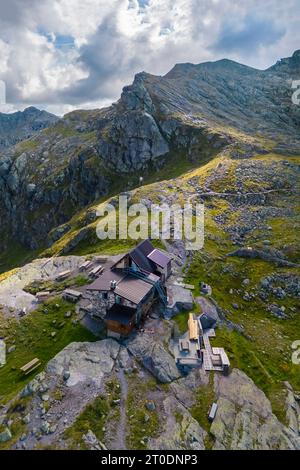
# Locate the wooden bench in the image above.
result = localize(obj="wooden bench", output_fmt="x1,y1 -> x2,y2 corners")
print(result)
20,358 -> 41,375
89,265 -> 104,278
55,270 -> 71,281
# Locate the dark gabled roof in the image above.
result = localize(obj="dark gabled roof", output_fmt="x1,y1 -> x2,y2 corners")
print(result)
136,239 -> 154,257
147,248 -> 171,268
130,249 -> 155,273
105,304 -> 136,325
87,269 -> 125,291
129,239 -> 156,273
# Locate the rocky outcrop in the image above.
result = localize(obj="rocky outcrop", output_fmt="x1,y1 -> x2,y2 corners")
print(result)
98,110 -> 169,173
126,334 -> 181,383
0,255 -> 86,311
228,247 -> 298,267
95,72 -> 170,172
0,427 -> 12,443
267,49 -> 300,77
0,138 -> 109,249
149,396 -> 206,450
82,430 -> 107,450
20,371 -> 49,398
285,382 -> 300,436
5,339 -> 121,450
47,339 -> 120,386
211,369 -> 300,450
259,273 -> 300,300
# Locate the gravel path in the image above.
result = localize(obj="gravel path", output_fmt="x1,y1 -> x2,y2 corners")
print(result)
114,370 -> 128,450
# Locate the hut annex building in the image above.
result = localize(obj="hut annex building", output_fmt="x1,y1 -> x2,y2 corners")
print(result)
84,240 -> 172,338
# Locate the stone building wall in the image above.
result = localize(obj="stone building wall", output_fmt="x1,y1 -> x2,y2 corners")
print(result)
88,290 -> 137,319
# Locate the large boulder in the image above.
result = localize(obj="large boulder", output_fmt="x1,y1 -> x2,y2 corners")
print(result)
0,427 -> 12,443
126,334 -> 181,383
20,372 -> 47,398
165,285 -> 194,317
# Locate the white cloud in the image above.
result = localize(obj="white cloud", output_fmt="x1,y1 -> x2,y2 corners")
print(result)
0,0 -> 299,115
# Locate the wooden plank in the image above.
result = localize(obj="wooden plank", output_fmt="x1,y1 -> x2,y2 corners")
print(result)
188,313 -> 198,341
63,289 -> 82,299
79,260 -> 93,271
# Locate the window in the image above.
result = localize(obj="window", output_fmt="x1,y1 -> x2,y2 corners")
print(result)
115,295 -> 121,304
102,292 -> 108,300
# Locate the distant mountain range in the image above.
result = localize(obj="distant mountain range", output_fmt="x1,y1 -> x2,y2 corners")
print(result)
0,106 -> 59,150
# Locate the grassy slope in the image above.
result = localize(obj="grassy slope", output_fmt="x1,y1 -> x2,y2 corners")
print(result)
63,378 -> 121,450
0,241 -> 40,276
0,298 -> 96,404
126,375 -> 160,449
40,149 -> 214,258
180,156 -> 300,423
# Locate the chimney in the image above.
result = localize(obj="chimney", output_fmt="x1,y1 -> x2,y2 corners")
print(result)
110,280 -> 117,290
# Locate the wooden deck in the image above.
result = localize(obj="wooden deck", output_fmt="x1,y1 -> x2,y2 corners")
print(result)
202,330 -> 225,372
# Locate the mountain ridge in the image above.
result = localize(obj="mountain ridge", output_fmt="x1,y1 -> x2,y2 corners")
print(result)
0,50 -> 299,252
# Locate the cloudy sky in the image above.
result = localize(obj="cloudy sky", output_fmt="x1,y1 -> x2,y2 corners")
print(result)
0,0 -> 299,115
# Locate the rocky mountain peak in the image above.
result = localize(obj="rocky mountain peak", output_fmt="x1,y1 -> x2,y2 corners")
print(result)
23,106 -> 42,114
119,71 -> 154,112
165,58 -> 256,80
267,49 -> 300,76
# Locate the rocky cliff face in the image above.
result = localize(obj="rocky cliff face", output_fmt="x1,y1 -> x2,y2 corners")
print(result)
268,49 -> 300,77
212,370 -> 300,450
0,106 -> 59,150
0,51 -> 299,250
0,111 -> 110,249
